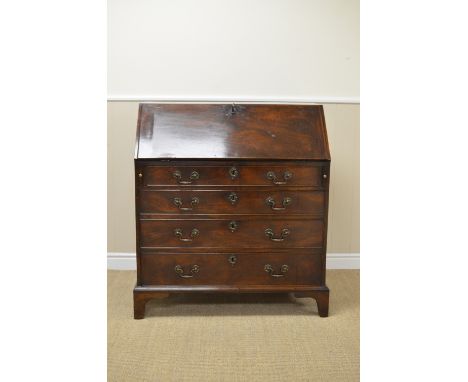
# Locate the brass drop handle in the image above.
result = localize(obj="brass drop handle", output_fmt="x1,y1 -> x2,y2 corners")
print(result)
264,264 -> 289,277
174,264 -> 200,278
174,228 -> 199,242
227,192 -> 238,205
173,170 -> 199,184
229,166 -> 239,179
266,196 -> 292,211
265,228 -> 290,242
173,197 -> 199,211
266,170 -> 293,185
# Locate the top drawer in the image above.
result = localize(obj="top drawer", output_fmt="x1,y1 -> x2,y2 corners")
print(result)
138,163 -> 328,187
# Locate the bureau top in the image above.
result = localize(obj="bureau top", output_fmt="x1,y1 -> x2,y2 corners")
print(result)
135,104 -> 330,161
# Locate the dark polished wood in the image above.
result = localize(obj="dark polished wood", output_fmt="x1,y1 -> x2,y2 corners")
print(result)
140,162 -> 326,187
133,289 -> 169,319
136,104 -> 330,160
140,252 -> 323,286
140,189 -> 326,215
295,288 -> 330,317
133,104 -> 331,318
139,218 -> 324,249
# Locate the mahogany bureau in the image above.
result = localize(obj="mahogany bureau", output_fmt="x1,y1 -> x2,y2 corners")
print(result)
133,104 -> 331,319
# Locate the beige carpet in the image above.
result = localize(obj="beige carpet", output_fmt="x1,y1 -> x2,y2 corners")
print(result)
108,270 -> 359,382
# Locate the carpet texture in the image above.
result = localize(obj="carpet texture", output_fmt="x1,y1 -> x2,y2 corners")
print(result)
108,270 -> 359,382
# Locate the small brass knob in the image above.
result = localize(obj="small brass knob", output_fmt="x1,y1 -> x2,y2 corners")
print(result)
323,174 -> 327,179
138,173 -> 143,178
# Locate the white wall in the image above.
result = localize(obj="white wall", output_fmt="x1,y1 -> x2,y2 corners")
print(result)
108,0 -> 359,102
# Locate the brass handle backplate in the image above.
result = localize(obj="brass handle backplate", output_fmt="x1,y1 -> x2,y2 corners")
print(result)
266,196 -> 292,211
174,228 -> 199,242
174,264 -> 200,278
229,166 -> 239,180
266,170 -> 293,185
265,228 -> 290,242
173,196 -> 199,211
173,170 -> 199,184
264,264 -> 289,277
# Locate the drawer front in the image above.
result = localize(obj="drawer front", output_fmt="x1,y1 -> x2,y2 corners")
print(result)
140,253 -> 323,286
139,218 -> 323,249
141,164 -> 325,187
139,190 -> 325,215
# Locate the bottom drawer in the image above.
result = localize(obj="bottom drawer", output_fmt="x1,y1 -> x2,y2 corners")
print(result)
140,252 -> 323,286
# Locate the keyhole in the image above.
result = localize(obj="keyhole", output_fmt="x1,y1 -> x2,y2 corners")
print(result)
228,255 -> 237,266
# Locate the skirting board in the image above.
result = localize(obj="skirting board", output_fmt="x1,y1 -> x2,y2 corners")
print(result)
107,252 -> 360,270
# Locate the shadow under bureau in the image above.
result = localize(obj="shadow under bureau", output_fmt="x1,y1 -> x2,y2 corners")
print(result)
133,104 -> 331,319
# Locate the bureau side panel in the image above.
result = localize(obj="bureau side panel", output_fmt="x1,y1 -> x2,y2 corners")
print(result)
321,161 -> 331,285
134,160 -> 144,285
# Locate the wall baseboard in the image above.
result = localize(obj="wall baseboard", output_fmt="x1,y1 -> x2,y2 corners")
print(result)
107,253 -> 137,270
107,252 -> 360,270
326,253 -> 360,269
106,96 -> 360,104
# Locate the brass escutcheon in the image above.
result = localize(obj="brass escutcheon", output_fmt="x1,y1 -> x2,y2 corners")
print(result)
228,221 -> 238,232
228,255 -> 237,266
229,166 -> 239,180
228,192 -> 238,205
